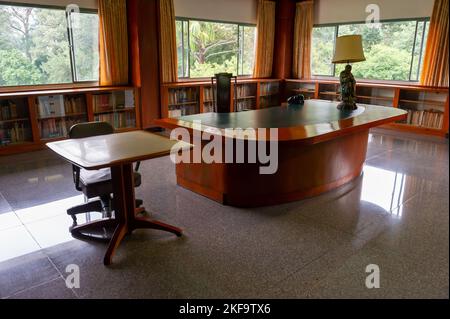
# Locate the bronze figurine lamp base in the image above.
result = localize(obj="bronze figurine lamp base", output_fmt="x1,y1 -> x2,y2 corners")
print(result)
332,35 -> 366,111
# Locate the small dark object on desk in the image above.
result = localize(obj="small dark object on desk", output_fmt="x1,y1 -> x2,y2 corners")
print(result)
287,94 -> 305,105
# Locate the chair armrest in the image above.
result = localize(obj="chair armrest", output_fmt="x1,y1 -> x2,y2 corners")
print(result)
72,165 -> 82,191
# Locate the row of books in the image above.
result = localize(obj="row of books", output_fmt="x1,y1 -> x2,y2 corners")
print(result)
94,112 -> 136,129
260,83 -> 279,96
168,88 -> 198,105
38,118 -> 85,139
36,95 -> 86,119
203,103 -> 215,113
93,91 -> 135,113
0,123 -> 30,145
260,94 -> 279,108
235,100 -> 256,112
403,109 -> 444,129
0,100 -> 21,121
204,88 -> 214,102
235,84 -> 255,98
168,104 -> 200,118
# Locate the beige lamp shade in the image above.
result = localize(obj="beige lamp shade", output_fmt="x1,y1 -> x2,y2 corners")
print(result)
332,35 -> 366,64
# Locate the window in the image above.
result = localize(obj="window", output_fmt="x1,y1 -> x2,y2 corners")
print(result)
176,18 -> 256,78
311,19 -> 429,82
0,4 -> 99,87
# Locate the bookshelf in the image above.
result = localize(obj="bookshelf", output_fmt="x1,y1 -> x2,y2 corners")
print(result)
286,80 -> 318,100
234,82 -> 257,112
0,86 -> 140,155
285,79 -> 449,137
201,85 -> 215,113
92,90 -> 137,130
35,94 -> 88,140
167,86 -> 200,118
0,97 -> 33,147
259,80 -> 281,108
394,88 -> 447,132
161,79 -> 283,118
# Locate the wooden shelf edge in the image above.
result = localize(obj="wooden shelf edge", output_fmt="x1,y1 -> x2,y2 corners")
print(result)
381,123 -> 447,137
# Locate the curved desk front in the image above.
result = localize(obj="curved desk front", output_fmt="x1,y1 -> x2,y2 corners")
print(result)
155,100 -> 407,207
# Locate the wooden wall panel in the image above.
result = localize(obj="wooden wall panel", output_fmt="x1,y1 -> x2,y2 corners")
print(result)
127,0 -> 161,128
272,0 -> 296,101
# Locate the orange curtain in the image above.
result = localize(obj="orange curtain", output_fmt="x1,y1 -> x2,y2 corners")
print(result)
99,0 -> 129,86
159,0 -> 178,83
292,1 -> 314,79
253,0 -> 276,78
420,0 -> 449,87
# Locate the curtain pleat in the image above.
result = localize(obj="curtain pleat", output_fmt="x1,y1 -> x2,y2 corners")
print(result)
159,0 -> 178,83
420,0 -> 449,87
99,0 -> 129,86
253,0 -> 276,78
292,1 -> 314,79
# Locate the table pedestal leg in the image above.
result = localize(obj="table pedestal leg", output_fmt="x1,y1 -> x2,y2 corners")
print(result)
103,223 -> 128,265
130,216 -> 182,237
102,163 -> 182,265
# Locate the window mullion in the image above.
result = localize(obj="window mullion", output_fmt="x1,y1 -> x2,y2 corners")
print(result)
333,25 -> 338,77
66,10 -> 77,82
408,21 -> 419,81
416,20 -> 427,81
236,25 -> 240,76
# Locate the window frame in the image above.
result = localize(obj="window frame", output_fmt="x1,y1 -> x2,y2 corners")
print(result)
175,16 -> 256,80
311,17 -> 430,83
0,2 -> 99,90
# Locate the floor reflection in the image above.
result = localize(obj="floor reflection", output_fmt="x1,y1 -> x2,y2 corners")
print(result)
0,131 -> 448,266
361,165 -> 405,217
0,195 -> 102,263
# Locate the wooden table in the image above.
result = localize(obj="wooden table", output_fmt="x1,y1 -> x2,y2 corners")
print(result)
47,131 -> 191,265
155,100 -> 407,207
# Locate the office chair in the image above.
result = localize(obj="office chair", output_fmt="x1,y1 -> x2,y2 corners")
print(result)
66,121 -> 143,227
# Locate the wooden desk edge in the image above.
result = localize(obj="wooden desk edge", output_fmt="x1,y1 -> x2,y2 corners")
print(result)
153,113 -> 407,145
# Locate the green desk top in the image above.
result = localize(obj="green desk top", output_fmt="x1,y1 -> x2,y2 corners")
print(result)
157,99 -> 407,143
179,100 -> 365,129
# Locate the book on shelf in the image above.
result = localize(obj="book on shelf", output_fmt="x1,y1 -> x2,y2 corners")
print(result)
39,117 -> 86,139
93,94 -> 111,112
0,100 -> 19,121
0,122 -> 28,145
402,108 -> 444,129
63,95 -> 86,115
124,90 -> 134,108
235,84 -> 254,98
260,82 -> 279,96
204,87 -> 214,102
94,112 -> 136,129
36,95 -> 65,118
168,104 -> 196,117
260,94 -> 279,108
37,95 -> 87,118
235,99 -> 255,112
169,87 -> 198,105
93,91 -> 134,113
203,104 -> 215,113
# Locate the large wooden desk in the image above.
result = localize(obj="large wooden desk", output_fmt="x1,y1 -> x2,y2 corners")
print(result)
47,131 -> 191,265
155,100 -> 407,207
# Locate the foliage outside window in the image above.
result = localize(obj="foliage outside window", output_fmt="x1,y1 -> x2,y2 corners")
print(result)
0,4 -> 99,87
311,19 -> 429,82
176,18 -> 256,78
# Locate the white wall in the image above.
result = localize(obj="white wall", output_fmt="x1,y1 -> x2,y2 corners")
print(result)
0,0 -> 98,9
174,0 -> 258,24
314,0 -> 434,24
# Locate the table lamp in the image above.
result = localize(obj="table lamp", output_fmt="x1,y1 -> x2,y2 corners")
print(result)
332,35 -> 366,110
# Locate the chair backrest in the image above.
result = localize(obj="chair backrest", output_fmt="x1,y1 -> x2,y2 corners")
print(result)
69,121 -> 114,139
211,72 -> 237,113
